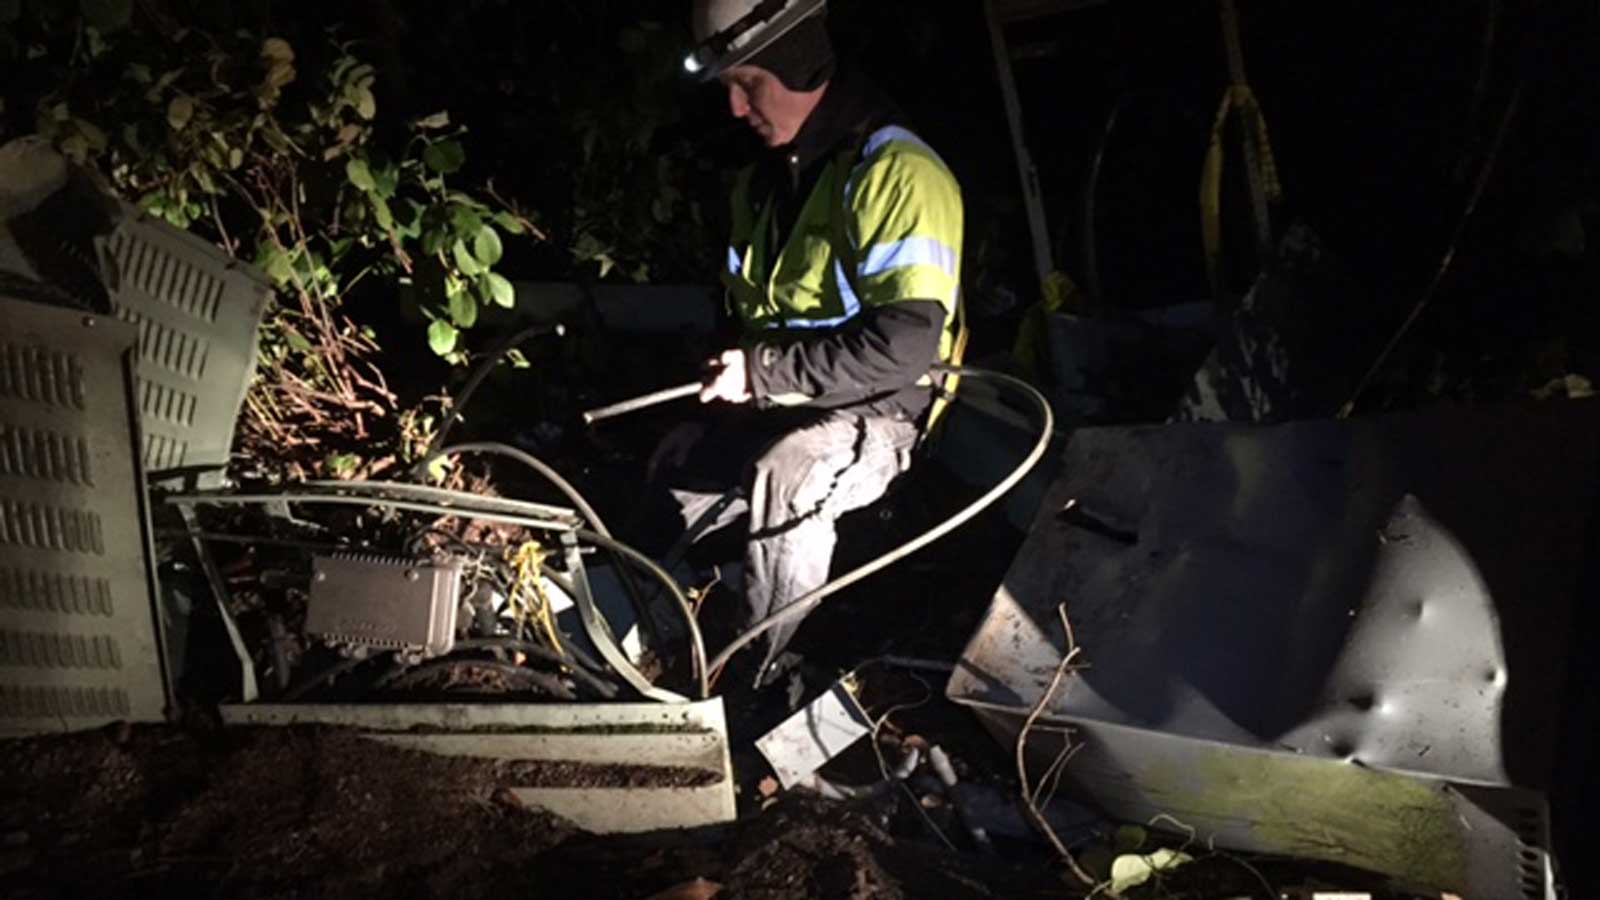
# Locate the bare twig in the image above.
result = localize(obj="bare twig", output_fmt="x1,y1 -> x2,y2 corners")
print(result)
484,179 -> 550,242
209,196 -> 238,257
1016,604 -> 1095,887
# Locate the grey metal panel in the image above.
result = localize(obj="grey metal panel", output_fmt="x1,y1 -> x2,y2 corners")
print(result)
220,698 -> 738,833
0,298 -> 168,734
304,553 -> 462,658
969,706 -> 1556,899
99,204 -> 270,479
948,401 -> 1597,896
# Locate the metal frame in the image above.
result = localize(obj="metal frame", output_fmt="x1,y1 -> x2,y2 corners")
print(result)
163,482 -> 697,704
984,0 -> 1056,292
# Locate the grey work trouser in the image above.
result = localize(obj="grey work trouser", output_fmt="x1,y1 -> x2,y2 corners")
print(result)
669,410 -> 921,678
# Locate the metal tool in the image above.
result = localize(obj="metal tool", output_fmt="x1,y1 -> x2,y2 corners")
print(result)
582,382 -> 700,426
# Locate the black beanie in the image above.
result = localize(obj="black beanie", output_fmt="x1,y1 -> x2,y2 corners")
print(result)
745,14 -> 835,91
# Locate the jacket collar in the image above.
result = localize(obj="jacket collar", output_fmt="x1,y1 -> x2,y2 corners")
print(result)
775,66 -> 894,177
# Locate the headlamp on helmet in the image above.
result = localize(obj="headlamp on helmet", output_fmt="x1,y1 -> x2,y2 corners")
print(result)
683,0 -> 826,81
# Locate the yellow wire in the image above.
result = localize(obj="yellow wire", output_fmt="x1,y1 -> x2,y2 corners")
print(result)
507,540 -> 564,655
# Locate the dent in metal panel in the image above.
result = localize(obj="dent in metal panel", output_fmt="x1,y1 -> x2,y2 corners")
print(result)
101,204 -> 270,481
0,298 -> 168,734
953,403 -> 1597,785
950,402 -> 1596,897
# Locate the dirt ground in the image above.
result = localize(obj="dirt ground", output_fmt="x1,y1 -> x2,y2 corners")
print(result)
0,722 -> 1077,900
0,720 -> 1440,900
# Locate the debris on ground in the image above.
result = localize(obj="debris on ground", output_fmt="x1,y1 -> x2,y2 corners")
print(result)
0,719 -> 1442,899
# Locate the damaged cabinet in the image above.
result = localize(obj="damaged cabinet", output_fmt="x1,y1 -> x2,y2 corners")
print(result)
949,400 -> 1598,899
0,299 -> 171,734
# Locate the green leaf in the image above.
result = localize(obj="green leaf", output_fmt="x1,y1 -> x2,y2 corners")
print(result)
493,211 -> 526,235
445,191 -> 489,212
447,284 -> 477,328
345,158 -> 376,191
423,140 -> 465,175
397,199 -> 426,239
472,226 -> 503,267
427,320 -> 458,356
414,110 -> 450,130
228,146 -> 243,170
371,195 -> 393,231
1108,849 -> 1193,897
505,348 -> 530,369
426,454 -> 452,483
452,239 -> 483,276
262,248 -> 294,285
166,95 -> 194,131
421,225 -> 447,257
482,272 -> 515,308
326,453 -> 359,476
371,162 -> 399,200
353,86 -> 376,120
261,37 -> 294,64
284,328 -> 312,353
450,205 -> 483,239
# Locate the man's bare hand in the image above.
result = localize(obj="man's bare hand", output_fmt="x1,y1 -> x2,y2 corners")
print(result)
700,349 -> 752,404
647,422 -> 706,481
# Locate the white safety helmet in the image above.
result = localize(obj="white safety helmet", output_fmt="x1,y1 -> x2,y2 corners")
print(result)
684,0 -> 827,81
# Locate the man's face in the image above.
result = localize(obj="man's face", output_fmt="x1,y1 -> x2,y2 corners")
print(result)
719,65 -> 812,147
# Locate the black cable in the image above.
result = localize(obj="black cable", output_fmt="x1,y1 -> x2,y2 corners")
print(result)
280,654 -> 385,702
427,442 -> 612,536
575,528 -> 708,699
455,638 -> 620,699
379,657 -> 577,701
413,322 -> 565,476
705,366 -> 1055,683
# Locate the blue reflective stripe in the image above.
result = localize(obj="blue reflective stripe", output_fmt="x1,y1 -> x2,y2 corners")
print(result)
861,237 -> 958,279
727,246 -> 742,275
767,258 -> 862,330
832,256 -> 863,319
863,125 -> 937,161
847,125 -> 949,201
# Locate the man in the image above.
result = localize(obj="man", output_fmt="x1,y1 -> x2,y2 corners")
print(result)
653,0 -> 964,688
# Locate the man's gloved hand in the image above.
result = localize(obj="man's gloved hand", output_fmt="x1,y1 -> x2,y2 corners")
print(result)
647,422 -> 706,481
699,349 -> 752,404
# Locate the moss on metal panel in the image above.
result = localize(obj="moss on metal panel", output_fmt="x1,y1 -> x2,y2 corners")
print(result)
1137,748 -> 1469,892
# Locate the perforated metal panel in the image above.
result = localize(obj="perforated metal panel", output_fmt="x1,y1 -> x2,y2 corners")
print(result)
0,297 -> 168,734
100,204 -> 270,480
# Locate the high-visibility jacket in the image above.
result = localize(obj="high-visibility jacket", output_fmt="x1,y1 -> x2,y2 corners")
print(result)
721,121 -> 965,419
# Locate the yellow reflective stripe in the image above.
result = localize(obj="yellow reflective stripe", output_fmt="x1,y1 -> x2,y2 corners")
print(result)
724,131 -> 965,336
